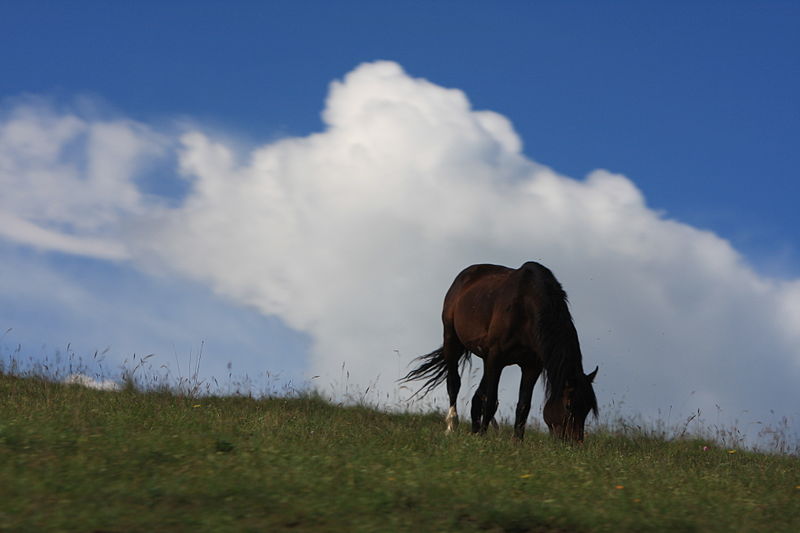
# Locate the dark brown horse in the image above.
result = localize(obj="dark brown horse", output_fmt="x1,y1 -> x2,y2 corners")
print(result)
403,262 -> 598,442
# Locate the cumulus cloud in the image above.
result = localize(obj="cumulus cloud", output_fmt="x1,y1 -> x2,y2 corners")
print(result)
2,62 -> 799,438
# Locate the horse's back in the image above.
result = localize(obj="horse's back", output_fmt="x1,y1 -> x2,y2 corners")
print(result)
442,261 -> 566,326
444,264 -> 516,309
448,262 -> 553,295
442,263 -> 548,352
450,263 -> 513,288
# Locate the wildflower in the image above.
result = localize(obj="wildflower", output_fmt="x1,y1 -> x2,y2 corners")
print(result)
615,485 -> 624,490
702,446 -> 709,451
192,404 -> 202,408
520,474 -> 533,479
727,450 -> 737,454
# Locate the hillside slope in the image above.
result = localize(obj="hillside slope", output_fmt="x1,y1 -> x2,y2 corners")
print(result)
0,373 -> 798,532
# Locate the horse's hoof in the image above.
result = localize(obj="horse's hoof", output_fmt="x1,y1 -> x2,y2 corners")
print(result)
445,406 -> 459,433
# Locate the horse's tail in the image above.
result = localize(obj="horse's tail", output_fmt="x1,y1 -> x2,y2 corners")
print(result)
400,346 -> 466,399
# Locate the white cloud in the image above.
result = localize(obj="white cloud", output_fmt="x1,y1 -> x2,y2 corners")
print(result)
0,243 -> 308,388
1,62 -> 799,441
0,98 -> 164,259
64,373 -> 121,391
0,211 -> 128,259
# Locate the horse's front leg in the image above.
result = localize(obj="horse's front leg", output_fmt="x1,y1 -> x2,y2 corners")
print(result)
514,364 -> 540,441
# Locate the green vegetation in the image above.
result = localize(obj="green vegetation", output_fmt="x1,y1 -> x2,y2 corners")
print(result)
1,372 -> 798,532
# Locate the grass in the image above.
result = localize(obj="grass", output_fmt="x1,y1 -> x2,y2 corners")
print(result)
1,371 -> 799,532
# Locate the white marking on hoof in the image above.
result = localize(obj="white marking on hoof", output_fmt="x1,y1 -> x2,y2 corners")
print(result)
445,406 -> 459,433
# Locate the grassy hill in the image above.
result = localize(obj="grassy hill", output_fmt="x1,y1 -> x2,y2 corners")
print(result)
0,372 -> 798,532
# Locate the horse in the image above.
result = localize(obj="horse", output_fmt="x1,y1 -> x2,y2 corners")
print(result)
402,262 -> 598,442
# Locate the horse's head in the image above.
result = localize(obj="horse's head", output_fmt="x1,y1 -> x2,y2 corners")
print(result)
543,366 -> 598,443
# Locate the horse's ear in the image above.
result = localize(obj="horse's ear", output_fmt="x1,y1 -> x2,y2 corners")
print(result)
587,366 -> 598,383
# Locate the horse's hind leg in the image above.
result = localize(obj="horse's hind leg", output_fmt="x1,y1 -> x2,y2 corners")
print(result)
470,376 -> 500,433
478,356 -> 503,434
470,376 -> 486,433
443,329 -> 463,433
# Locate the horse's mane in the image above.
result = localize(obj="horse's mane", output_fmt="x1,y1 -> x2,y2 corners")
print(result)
528,264 -> 598,416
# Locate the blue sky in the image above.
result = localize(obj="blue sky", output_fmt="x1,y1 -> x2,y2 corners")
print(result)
1,2 -> 799,442
4,1 -> 798,269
